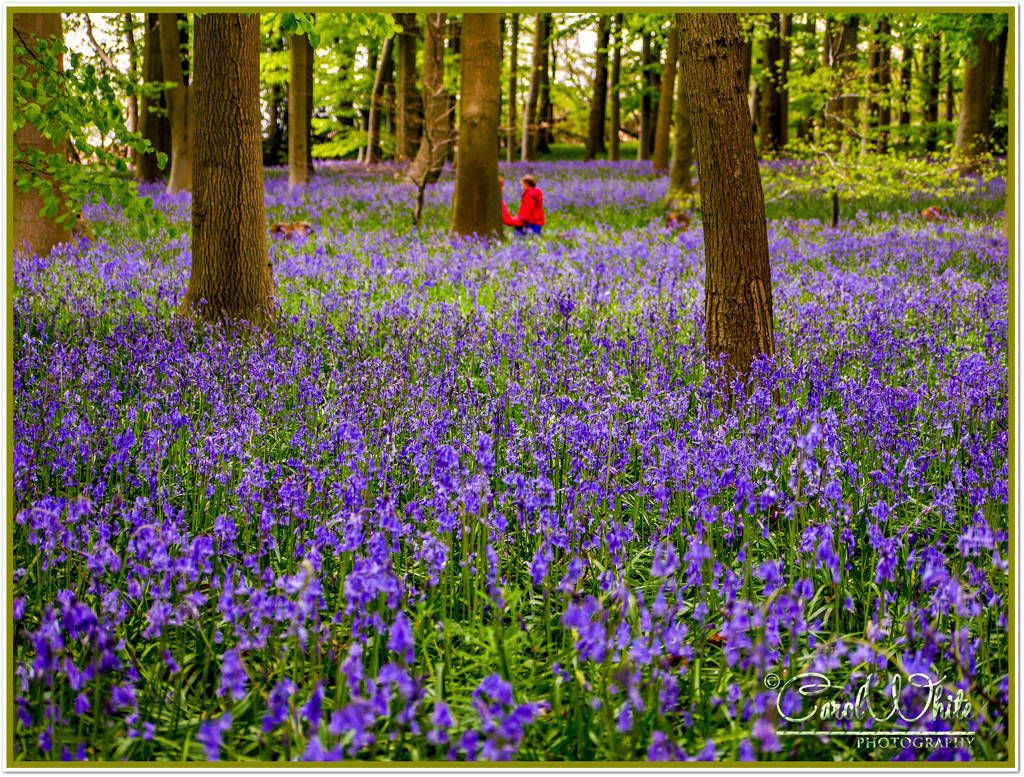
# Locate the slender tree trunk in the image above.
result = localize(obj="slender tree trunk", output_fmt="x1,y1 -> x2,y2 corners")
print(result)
13,12 -> 68,256
797,13 -> 816,139
446,17 -> 461,163
367,36 -> 393,165
639,32 -> 653,160
609,13 -> 623,161
925,33 -> 940,152
898,36 -> 913,140
137,13 -> 171,181
759,14 -> 784,154
521,14 -> 543,161
288,31 -> 312,189
876,18 -> 892,154
180,13 -> 272,328
677,12 -> 775,384
862,19 -> 881,153
396,13 -> 421,160
507,13 -> 519,162
125,14 -> 139,142
585,15 -> 610,161
839,16 -> 859,153
537,15 -> 552,154
944,37 -> 955,126
649,41 -> 662,156
955,24 -> 997,168
652,22 -> 679,172
408,13 -> 449,185
669,47 -> 694,193
780,14 -> 792,146
545,21 -> 556,146
158,12 -> 192,192
451,13 -> 503,239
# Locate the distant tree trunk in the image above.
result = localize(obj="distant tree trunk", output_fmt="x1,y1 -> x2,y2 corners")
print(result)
451,13 -> 503,239
545,20 -> 557,146
955,24 -> 997,169
652,22 -> 679,172
124,14 -> 139,140
875,18 -> 892,153
990,23 -> 1008,150
944,37 -> 955,126
158,12 -> 192,192
649,41 -> 663,156
396,13 -> 421,160
507,13 -> 519,162
609,13 -> 623,161
288,31 -> 312,189
13,12 -> 68,256
366,36 -> 393,164
925,33 -> 941,152
446,18 -> 461,163
797,13 -> 816,139
407,13 -> 449,184
585,15 -> 610,161
669,47 -> 694,193
677,12 -> 775,384
137,13 -> 172,181
306,27 -> 314,173
537,15 -> 552,154
180,13 -> 272,328
780,14 -> 792,146
521,13 -> 543,161
839,16 -> 859,153
639,32 -> 653,160
898,36 -> 913,139
759,14 -> 785,154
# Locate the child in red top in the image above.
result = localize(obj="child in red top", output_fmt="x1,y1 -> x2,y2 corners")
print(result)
501,175 -> 545,236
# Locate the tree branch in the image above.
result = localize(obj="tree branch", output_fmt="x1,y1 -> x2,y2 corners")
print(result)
83,14 -> 117,71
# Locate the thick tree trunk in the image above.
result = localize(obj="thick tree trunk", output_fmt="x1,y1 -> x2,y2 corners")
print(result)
507,13 -> 519,162
609,13 -> 623,161
537,15 -> 552,154
288,32 -> 313,189
955,24 -> 997,168
639,32 -> 653,160
676,12 -> 775,384
137,13 -> 172,181
13,12 -> 68,256
306,30 -> 314,174
585,15 -> 610,161
925,34 -> 941,152
991,23 -> 1008,150
797,13 -> 816,140
740,19 -> 753,115
158,12 -> 192,192
759,14 -> 785,154
180,13 -> 272,328
396,13 -> 421,160
451,14 -> 503,239
407,13 -> 449,185
521,14 -> 543,161
652,22 -> 679,172
669,48 -> 694,193
366,36 -> 393,165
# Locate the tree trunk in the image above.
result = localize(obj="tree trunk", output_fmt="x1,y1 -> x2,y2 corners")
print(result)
944,37 -> 955,125
925,34 -> 940,152
507,12 -> 519,162
158,12 -> 192,192
839,16 -> 859,153
898,36 -> 913,137
955,24 -> 997,168
585,15 -> 610,161
740,19 -> 753,120
13,12 -> 68,256
396,13 -> 421,160
288,31 -> 312,189
137,13 -> 172,181
652,22 -> 679,172
875,18 -> 892,154
446,18 -> 460,163
669,45 -> 694,193
609,13 -> 623,161
180,13 -> 272,328
990,22 -> 1008,150
521,14 -> 543,161
451,13 -> 503,239
407,13 -> 449,185
759,14 -> 785,154
546,21 -> 557,146
649,41 -> 662,156
125,14 -> 139,143
639,32 -> 652,160
677,12 -> 776,385
306,27 -> 314,174
780,14 -> 792,146
797,13 -> 816,139
366,36 -> 393,165
537,15 -> 552,154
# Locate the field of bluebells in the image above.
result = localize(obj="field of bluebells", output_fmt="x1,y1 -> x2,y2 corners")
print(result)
12,158 -> 1009,762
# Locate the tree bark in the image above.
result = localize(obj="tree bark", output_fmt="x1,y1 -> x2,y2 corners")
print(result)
288,31 -> 312,189
669,43 -> 694,193
990,22 -> 1008,150
609,13 -> 623,161
875,18 -> 892,154
451,13 -> 503,239
898,36 -> 913,137
507,13 -> 519,162
955,24 -> 997,167
396,13 -> 421,160
797,13 -> 816,140
759,14 -> 785,154
537,15 -> 553,153
521,13 -> 543,161
180,13 -> 272,328
652,21 -> 679,172
306,25 -> 314,174
446,17 -> 460,162
676,12 -> 776,384
740,18 -> 753,124
944,37 -> 955,125
839,16 -> 859,153
639,31 -> 653,160
137,13 -> 172,182
158,12 -> 192,192
407,13 -> 449,185
585,15 -> 610,161
366,36 -> 393,165
648,40 -> 662,156
780,14 -> 792,146
925,33 -> 940,152
13,12 -> 68,256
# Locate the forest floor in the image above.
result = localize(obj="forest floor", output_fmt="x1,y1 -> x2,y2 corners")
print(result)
11,157 -> 1009,762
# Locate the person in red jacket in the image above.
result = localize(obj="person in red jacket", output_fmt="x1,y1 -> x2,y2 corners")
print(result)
501,175 -> 545,236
